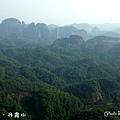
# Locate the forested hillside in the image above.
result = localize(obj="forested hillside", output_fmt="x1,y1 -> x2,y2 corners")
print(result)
0,34 -> 120,120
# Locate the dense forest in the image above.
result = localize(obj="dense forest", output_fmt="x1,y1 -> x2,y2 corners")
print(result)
0,33 -> 120,120
0,18 -> 120,119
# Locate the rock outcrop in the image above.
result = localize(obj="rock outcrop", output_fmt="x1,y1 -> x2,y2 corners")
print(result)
23,23 -> 41,39
0,18 -> 22,36
54,35 -> 83,48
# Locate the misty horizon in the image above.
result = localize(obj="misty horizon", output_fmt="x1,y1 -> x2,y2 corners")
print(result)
1,0 -> 120,26
1,17 -> 120,32
1,17 -> 120,27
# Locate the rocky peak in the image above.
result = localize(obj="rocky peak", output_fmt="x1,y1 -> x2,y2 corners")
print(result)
79,29 -> 88,40
54,35 -> 83,48
37,23 -> 48,30
0,18 -> 22,36
69,35 -> 83,42
36,23 -> 51,41
23,22 -> 41,39
57,26 -> 79,38
22,21 -> 28,29
91,26 -> 101,35
1,18 -> 21,27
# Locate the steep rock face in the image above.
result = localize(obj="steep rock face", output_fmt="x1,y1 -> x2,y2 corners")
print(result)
22,21 -> 28,29
87,36 -> 120,53
54,26 -> 79,39
54,35 -> 83,48
53,26 -> 89,41
0,18 -> 22,36
0,18 -> 52,42
79,29 -> 88,40
91,91 -> 102,104
0,18 -> 90,44
23,23 -> 41,39
69,35 -> 83,43
36,23 -> 51,41
88,36 -> 120,45
48,24 -> 58,29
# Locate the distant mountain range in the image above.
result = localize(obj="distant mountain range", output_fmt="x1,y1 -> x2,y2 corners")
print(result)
1,18 -> 120,46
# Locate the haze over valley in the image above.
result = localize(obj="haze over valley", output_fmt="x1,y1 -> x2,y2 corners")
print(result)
0,17 -> 120,119
1,0 -> 120,119
1,17 -> 120,47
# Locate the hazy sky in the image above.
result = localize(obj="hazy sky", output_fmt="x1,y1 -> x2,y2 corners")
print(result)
0,0 -> 120,25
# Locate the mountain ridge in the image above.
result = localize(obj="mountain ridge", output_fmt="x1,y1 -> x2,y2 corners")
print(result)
1,18 -> 120,46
